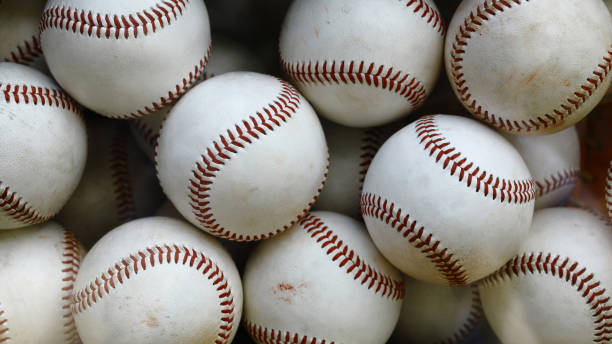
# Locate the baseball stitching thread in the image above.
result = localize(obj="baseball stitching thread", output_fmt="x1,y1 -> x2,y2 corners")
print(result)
1,82 -> 80,115
245,321 -> 335,344
359,128 -> 385,192
416,115 -> 535,203
4,35 -> 43,65
187,79 -> 329,241
480,252 -> 612,343
61,230 -> 82,344
606,161 -> 612,219
405,0 -> 446,34
361,193 -> 468,286
0,182 -> 52,226
448,0 -> 612,133
535,169 -> 579,199
0,303 -> 8,343
299,213 -> 405,300
281,60 -> 428,110
108,133 -> 136,223
439,286 -> 483,344
71,244 -> 236,344
131,116 -> 163,152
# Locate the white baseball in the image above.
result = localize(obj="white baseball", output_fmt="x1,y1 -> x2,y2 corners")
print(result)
0,62 -> 87,229
40,0 -> 211,119
445,0 -> 612,135
244,211 -> 404,344
56,117 -> 164,248
156,72 -> 328,241
279,0 -> 444,127
0,0 -> 48,72
505,126 -> 580,210
72,216 -> 243,344
392,277 -> 484,344
312,120 -> 386,218
0,221 -> 84,343
362,114 -> 535,285
479,207 -> 612,344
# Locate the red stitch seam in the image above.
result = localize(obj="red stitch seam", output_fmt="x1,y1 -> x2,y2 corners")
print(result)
108,132 -> 135,224
416,115 -> 535,203
480,252 -> 612,343
71,244 -> 236,344
61,230 -> 82,344
405,0 -> 446,34
245,320 -> 335,344
131,118 -> 160,151
358,128 -> 384,192
1,82 -> 81,115
40,0 -> 191,40
606,161 -> 612,219
449,0 -> 612,133
535,169 -> 579,199
0,182 -> 51,226
0,302 -> 8,343
299,213 -> 405,300
281,59 -> 428,110
439,286 -> 483,344
361,193 -> 468,286
4,35 -> 43,65
187,79 -> 329,241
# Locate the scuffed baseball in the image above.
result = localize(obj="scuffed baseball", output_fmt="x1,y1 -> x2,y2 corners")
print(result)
56,117 -> 164,248
362,114 -> 535,285
0,62 -> 87,229
505,126 -> 580,210
0,222 -> 85,343
244,211 -> 403,344
72,216 -> 243,344
445,0 -> 612,135
40,0 -> 211,118
479,208 -> 612,344
280,0 -> 444,127
156,72 -> 328,241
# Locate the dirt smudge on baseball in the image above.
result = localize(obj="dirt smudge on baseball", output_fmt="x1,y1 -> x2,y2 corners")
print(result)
273,282 -> 308,304
144,314 -> 160,328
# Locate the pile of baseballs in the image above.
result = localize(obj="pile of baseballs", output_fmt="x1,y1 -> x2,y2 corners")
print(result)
1,0 -> 612,343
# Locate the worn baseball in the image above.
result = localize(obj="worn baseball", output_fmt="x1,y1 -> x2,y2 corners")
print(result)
72,216 -> 243,344
391,277 -> 484,344
279,0 -> 444,127
0,221 -> 84,343
56,117 -> 164,248
445,0 -> 612,135
607,160 -> 612,219
40,0 -> 211,119
0,0 -> 47,72
505,126 -> 580,210
0,62 -> 87,229
156,72 -> 328,241
479,207 -> 612,344
244,211 -> 404,344
362,114 -> 535,285
312,120 -> 386,218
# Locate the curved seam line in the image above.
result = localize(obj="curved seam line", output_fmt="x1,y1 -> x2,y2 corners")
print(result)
4,35 -> 43,65
436,286 -> 483,344
245,320 -> 336,344
60,230 -> 81,344
1,82 -> 81,115
606,161 -> 612,219
109,131 -> 136,223
0,181 -> 52,226
534,169 -> 579,198
0,301 -> 9,343
358,128 -> 384,192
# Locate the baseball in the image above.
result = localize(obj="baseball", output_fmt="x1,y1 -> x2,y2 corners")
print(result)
479,207 -> 612,344
56,117 -> 164,248
244,211 -> 404,344
312,120 -> 386,218
0,0 -> 47,72
40,0 -> 211,119
0,221 -> 84,343
608,160 -> 612,219
0,62 -> 87,229
72,216 -> 243,344
392,277 -> 484,344
445,0 -> 612,135
361,114 -> 535,285
279,0 -> 444,127
505,126 -> 580,210
156,72 -> 328,241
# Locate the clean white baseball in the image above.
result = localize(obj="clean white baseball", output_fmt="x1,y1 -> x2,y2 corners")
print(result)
312,120 -> 386,218
72,216 -> 243,344
56,117 -> 164,248
391,277 -> 484,344
0,221 -> 84,343
244,211 -> 404,344
0,62 -> 87,229
505,126 -> 580,210
479,207 -> 612,344
0,0 -> 47,72
361,114 -> 535,285
279,0 -> 444,127
445,0 -> 612,135
156,72 -> 328,241
40,0 -> 211,119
